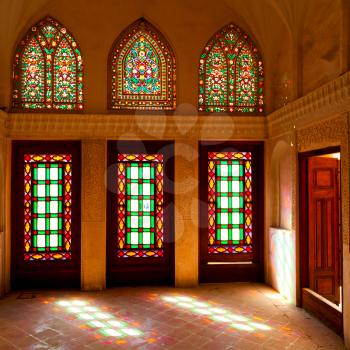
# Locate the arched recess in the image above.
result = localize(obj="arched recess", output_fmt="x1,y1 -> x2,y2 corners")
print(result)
198,22 -> 264,113
269,140 -> 295,303
12,16 -> 84,111
270,140 -> 292,229
108,18 -> 176,110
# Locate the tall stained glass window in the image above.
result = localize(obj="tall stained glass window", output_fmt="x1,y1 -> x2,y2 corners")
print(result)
198,23 -> 264,113
116,154 -> 164,257
24,154 -> 72,260
12,16 -> 83,111
208,152 -> 252,254
109,18 -> 176,110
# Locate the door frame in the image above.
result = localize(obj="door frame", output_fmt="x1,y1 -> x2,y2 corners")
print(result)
106,140 -> 175,286
298,146 -> 343,335
198,141 -> 264,283
11,140 -> 82,289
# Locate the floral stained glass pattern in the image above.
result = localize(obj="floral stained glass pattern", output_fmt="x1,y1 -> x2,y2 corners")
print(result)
199,23 -> 264,113
21,38 -> 45,103
109,18 -> 176,110
116,154 -> 164,257
24,154 -> 73,260
12,16 -> 83,111
123,36 -> 161,94
208,152 -> 252,254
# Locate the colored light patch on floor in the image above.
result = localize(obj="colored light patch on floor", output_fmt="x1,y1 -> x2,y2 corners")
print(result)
0,284 -> 343,349
55,300 -> 143,338
161,295 -> 272,332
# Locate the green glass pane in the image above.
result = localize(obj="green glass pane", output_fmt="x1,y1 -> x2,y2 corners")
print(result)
31,163 -> 64,251
125,162 -> 156,248
216,160 -> 245,244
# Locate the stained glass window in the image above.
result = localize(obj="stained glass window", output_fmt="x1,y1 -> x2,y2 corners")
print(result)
12,16 -> 83,111
199,23 -> 264,113
116,154 -> 163,257
208,152 -> 252,254
109,18 -> 176,110
24,154 -> 72,260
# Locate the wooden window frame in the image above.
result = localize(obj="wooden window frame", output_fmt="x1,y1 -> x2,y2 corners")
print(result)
106,140 -> 174,286
199,141 -> 264,283
11,140 -> 81,289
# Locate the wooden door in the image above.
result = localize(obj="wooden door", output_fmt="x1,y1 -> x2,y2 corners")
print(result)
12,141 -> 81,289
107,141 -> 174,286
308,157 -> 340,304
199,142 -> 264,283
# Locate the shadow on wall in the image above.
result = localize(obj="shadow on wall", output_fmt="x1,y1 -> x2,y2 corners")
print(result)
269,140 -> 295,303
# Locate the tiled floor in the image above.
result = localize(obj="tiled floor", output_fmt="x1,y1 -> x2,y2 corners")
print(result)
0,283 -> 346,349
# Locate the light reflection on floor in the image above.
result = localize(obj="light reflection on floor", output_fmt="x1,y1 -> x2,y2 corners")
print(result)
0,284 -> 338,349
161,295 -> 272,332
55,300 -> 143,339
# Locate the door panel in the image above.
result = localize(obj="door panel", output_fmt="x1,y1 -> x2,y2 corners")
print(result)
308,157 -> 340,305
12,141 -> 81,289
107,141 -> 174,286
199,142 -> 264,282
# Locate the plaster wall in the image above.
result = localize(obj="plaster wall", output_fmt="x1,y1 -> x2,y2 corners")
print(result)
0,0 -> 335,114
266,136 -> 296,304
267,85 -> 350,346
0,0 -> 350,346
1,113 -> 266,290
301,0 -> 343,95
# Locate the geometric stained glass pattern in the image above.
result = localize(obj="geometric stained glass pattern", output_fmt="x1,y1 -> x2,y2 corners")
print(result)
12,16 -> 83,111
199,23 -> 264,113
109,18 -> 176,110
208,152 -> 252,254
24,154 -> 72,260
116,153 -> 164,257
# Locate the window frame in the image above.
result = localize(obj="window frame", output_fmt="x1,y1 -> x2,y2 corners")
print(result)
11,140 -> 81,288
107,18 -> 176,111
198,23 -> 264,115
199,141 -> 264,282
107,140 -> 175,286
11,16 -> 84,113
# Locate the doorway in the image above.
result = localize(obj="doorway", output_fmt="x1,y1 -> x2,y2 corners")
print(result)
107,141 -> 174,286
11,141 -> 81,289
299,147 -> 343,335
199,141 -> 264,282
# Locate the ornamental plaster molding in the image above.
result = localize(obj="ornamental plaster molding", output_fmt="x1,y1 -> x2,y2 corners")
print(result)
268,72 -> 350,137
296,115 -> 348,152
7,114 -> 267,140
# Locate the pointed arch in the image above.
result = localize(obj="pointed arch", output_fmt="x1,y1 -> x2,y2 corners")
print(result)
198,23 -> 264,113
12,16 -> 84,111
108,18 -> 176,110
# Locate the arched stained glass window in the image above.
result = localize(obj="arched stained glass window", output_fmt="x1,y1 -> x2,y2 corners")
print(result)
12,16 -> 83,111
199,23 -> 264,113
109,18 -> 176,110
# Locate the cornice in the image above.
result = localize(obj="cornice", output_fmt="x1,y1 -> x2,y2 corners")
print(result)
268,71 -> 350,136
7,70 -> 350,141
7,114 -> 267,140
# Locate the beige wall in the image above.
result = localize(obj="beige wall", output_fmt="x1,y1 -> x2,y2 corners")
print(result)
1,0 -> 350,347
301,0 -> 343,95
0,0 -> 346,114
266,72 -> 350,347
1,113 -> 266,291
